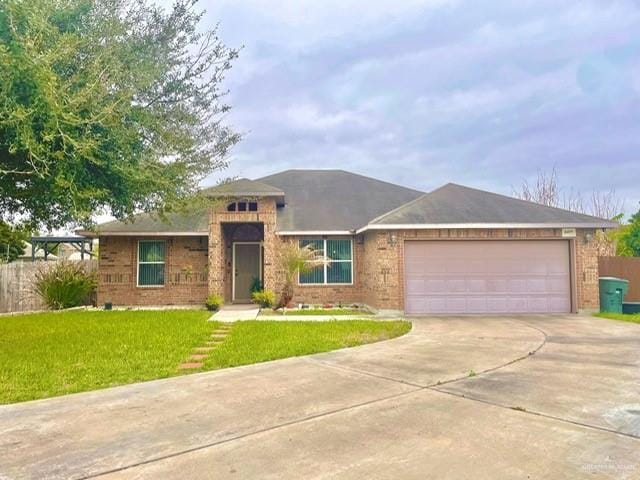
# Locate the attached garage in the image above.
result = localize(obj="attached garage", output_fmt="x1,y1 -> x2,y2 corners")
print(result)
404,240 -> 572,314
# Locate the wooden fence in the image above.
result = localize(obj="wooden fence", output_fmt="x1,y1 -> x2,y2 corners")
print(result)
0,260 -> 98,314
598,256 -> 640,302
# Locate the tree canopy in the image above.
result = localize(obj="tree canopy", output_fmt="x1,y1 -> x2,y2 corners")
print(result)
613,208 -> 640,256
0,0 -> 239,229
0,221 -> 29,262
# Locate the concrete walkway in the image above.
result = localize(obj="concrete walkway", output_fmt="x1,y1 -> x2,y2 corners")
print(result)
1,315 -> 639,479
208,304 -> 259,322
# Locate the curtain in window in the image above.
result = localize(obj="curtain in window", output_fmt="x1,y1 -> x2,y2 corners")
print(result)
138,241 -> 165,286
299,239 -> 352,284
299,239 -> 324,283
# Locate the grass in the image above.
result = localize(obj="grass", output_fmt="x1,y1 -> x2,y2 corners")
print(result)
0,311 -> 409,404
261,308 -> 371,316
203,320 -> 410,369
594,312 -> 640,324
0,310 -> 211,404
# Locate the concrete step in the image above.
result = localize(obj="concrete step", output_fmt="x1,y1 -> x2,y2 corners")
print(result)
178,362 -> 203,370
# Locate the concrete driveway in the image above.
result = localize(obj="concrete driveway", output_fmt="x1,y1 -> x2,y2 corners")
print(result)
1,315 -> 639,479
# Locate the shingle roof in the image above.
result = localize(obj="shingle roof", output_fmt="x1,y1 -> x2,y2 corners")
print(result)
89,209 -> 209,235
257,170 -> 424,231
201,178 -> 285,199
87,173 -> 617,236
369,183 -> 618,228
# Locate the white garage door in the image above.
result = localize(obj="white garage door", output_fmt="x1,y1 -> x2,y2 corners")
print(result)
404,240 -> 571,314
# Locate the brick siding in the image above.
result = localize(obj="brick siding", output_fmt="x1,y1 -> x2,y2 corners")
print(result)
99,222 -> 608,311
97,236 -> 208,306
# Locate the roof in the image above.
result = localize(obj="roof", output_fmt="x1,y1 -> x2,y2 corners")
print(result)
89,172 -> 617,236
367,183 -> 618,229
84,209 -> 209,236
201,178 -> 285,203
257,170 -> 424,232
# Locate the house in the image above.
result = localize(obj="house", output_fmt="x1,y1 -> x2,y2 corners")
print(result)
80,169 -> 617,314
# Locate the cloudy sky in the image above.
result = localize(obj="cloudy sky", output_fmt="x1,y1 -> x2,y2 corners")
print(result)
196,0 -> 639,216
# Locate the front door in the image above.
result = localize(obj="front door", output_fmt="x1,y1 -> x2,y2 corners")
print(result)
233,243 -> 261,302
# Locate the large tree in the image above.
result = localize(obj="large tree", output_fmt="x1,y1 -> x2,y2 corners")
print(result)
0,0 -> 240,229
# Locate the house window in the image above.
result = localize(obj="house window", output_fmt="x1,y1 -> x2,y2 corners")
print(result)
138,240 -> 165,286
248,202 -> 258,211
298,238 -> 352,285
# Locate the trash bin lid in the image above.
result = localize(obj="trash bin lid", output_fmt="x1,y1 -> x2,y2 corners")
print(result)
599,276 -> 629,283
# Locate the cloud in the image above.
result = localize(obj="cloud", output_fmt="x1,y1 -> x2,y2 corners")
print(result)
190,0 -> 640,215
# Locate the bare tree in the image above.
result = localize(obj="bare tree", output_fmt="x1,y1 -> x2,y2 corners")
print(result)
513,168 -> 624,219
514,168 -> 560,207
590,189 -> 624,220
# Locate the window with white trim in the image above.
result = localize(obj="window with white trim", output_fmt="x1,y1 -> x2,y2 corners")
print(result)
299,238 -> 352,285
138,240 -> 165,286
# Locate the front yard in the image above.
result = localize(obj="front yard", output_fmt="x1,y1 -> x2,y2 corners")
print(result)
0,310 -> 409,404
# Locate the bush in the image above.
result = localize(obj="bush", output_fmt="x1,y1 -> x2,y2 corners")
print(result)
250,276 -> 262,294
252,290 -> 275,308
33,261 -> 96,310
205,294 -> 224,311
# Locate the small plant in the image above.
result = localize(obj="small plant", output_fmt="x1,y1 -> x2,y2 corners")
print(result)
275,242 -> 324,309
33,261 -> 96,310
468,370 -> 477,377
250,276 -> 262,294
252,290 -> 275,308
205,294 -> 224,311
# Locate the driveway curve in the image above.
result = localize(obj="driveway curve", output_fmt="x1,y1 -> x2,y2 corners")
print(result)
1,315 -> 639,479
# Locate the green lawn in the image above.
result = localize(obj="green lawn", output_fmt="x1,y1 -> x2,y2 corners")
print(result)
594,312 -> 640,324
262,308 -> 371,316
0,311 -> 409,404
204,320 -> 410,369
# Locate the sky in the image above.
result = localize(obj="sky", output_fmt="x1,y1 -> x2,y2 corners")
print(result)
178,0 -> 640,216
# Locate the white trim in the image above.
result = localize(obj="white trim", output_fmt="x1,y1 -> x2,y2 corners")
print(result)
298,238 -> 354,286
356,222 -> 616,233
136,240 -> 166,288
277,230 -> 354,236
232,242 -> 263,302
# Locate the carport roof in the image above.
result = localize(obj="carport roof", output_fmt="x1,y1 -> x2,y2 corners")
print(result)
366,183 -> 618,229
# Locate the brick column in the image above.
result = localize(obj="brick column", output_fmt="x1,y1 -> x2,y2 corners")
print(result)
208,212 -> 224,297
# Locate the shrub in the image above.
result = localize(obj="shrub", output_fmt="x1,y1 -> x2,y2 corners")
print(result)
250,276 -> 262,294
33,261 -> 96,310
205,293 -> 224,311
252,290 -> 275,308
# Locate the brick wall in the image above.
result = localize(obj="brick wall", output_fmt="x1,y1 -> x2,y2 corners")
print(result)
208,198 -> 278,302
272,236 -> 364,306
97,235 -> 208,306
360,228 -> 608,312
99,226 -> 609,311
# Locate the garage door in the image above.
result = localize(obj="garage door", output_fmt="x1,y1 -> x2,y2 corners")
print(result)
404,240 -> 571,314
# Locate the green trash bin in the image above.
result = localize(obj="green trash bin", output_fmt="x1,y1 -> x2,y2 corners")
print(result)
599,277 -> 629,313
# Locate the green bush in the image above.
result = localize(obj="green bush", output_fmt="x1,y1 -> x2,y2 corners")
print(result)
205,293 -> 224,311
252,290 -> 275,308
250,276 -> 262,293
33,261 -> 96,310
